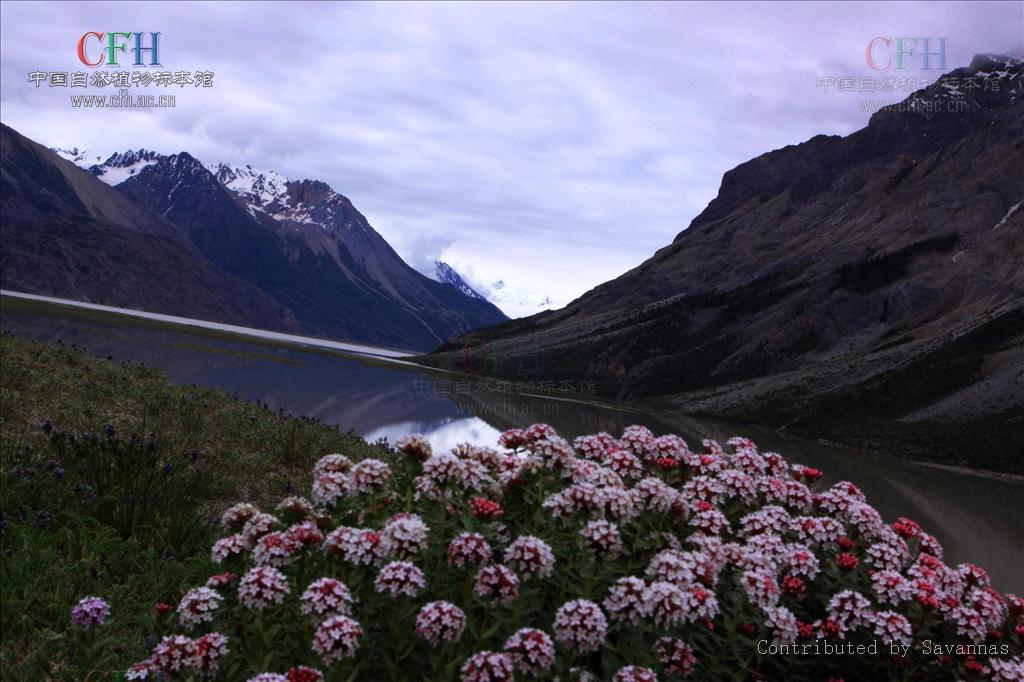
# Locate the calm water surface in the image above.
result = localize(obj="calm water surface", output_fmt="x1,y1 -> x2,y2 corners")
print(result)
2,296 -> 1022,592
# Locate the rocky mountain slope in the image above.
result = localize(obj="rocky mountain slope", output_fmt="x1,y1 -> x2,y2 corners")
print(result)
4,129 -> 507,350
425,55 -> 1024,471
1,124 -> 288,328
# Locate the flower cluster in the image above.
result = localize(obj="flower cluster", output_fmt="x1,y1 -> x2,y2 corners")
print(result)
71,596 -> 110,629
177,586 -> 223,628
312,615 -> 363,665
301,577 -> 355,621
115,426 -> 1022,681
375,561 -> 426,598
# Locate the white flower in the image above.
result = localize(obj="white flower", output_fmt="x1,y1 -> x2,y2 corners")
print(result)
238,566 -> 290,609
504,536 -> 555,578
177,587 -> 222,628
375,561 -> 426,598
312,615 -> 363,665
503,628 -> 556,675
415,601 -> 467,646
220,503 -> 260,530
347,458 -> 391,495
603,577 -> 650,624
380,513 -> 430,559
211,533 -> 246,564
579,519 -> 624,556
300,577 -> 355,621
553,599 -> 607,653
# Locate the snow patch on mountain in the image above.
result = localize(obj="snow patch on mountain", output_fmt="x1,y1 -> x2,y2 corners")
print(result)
432,261 -> 484,299
484,280 -> 554,318
424,261 -> 554,318
59,148 -> 164,186
206,162 -> 290,214
52,147 -> 98,166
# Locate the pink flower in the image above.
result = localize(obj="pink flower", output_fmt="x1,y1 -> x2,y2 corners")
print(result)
286,666 -> 324,682
656,637 -> 696,678
276,496 -> 315,520
347,458 -> 391,495
71,596 -> 110,629
647,549 -> 701,587
380,513 -> 430,559
300,577 -> 355,621
313,454 -> 352,477
827,590 -> 871,630
415,601 -> 467,646
241,513 -> 280,547
238,566 -> 290,609
504,536 -> 555,578
177,587 -> 222,628
612,666 -> 658,682
211,533 -> 246,564
553,599 -> 607,653
620,425 -> 656,459
503,628 -> 556,675
604,577 -> 651,624
375,561 -> 426,598
220,503 -> 260,530
396,434 -> 433,461
835,552 -> 860,572
252,530 -> 302,567
764,605 -> 799,645
498,429 -> 528,450
312,471 -> 347,506
459,651 -> 515,682
471,497 -> 503,519
312,615 -> 363,665
474,564 -> 520,606
870,610 -> 912,646
579,519 -> 623,556
448,532 -> 492,568
289,521 -> 324,549
324,527 -> 384,566
871,570 -> 912,605
187,632 -> 229,677
524,423 -> 557,442
742,568 -> 780,610
602,448 -> 643,479
645,581 -> 689,628
152,635 -> 194,673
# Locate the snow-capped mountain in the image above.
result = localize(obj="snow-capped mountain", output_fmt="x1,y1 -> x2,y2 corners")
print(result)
424,262 -> 554,318
52,146 -> 99,166
51,146 -> 507,349
86,149 -> 164,185
484,279 -> 554,318
432,261 -> 484,300
206,162 -> 292,218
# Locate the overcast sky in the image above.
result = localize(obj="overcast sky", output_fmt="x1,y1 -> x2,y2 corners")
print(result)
2,1 -> 1020,309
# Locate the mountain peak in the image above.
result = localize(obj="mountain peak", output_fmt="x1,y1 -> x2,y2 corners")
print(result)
433,261 -> 484,300
51,146 -> 97,166
84,149 -> 165,185
205,161 -> 291,213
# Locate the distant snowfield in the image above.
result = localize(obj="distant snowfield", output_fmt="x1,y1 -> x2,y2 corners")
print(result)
0,290 -> 414,360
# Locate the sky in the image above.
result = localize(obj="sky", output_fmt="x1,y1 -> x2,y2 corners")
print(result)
1,1 -> 1021,312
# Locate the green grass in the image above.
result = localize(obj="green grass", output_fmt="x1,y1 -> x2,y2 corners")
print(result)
0,332 -> 392,679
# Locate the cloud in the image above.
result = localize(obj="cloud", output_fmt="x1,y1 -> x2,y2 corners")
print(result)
2,1 -> 1020,310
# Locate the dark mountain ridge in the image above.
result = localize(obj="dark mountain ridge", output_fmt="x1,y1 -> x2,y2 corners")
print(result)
0,124 -> 290,328
2,126 -> 507,350
424,54 -> 1024,471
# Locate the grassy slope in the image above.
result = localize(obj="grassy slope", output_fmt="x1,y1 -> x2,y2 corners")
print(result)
0,333 -> 390,679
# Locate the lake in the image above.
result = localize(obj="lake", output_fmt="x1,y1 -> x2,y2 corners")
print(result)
2,292 -> 1022,592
